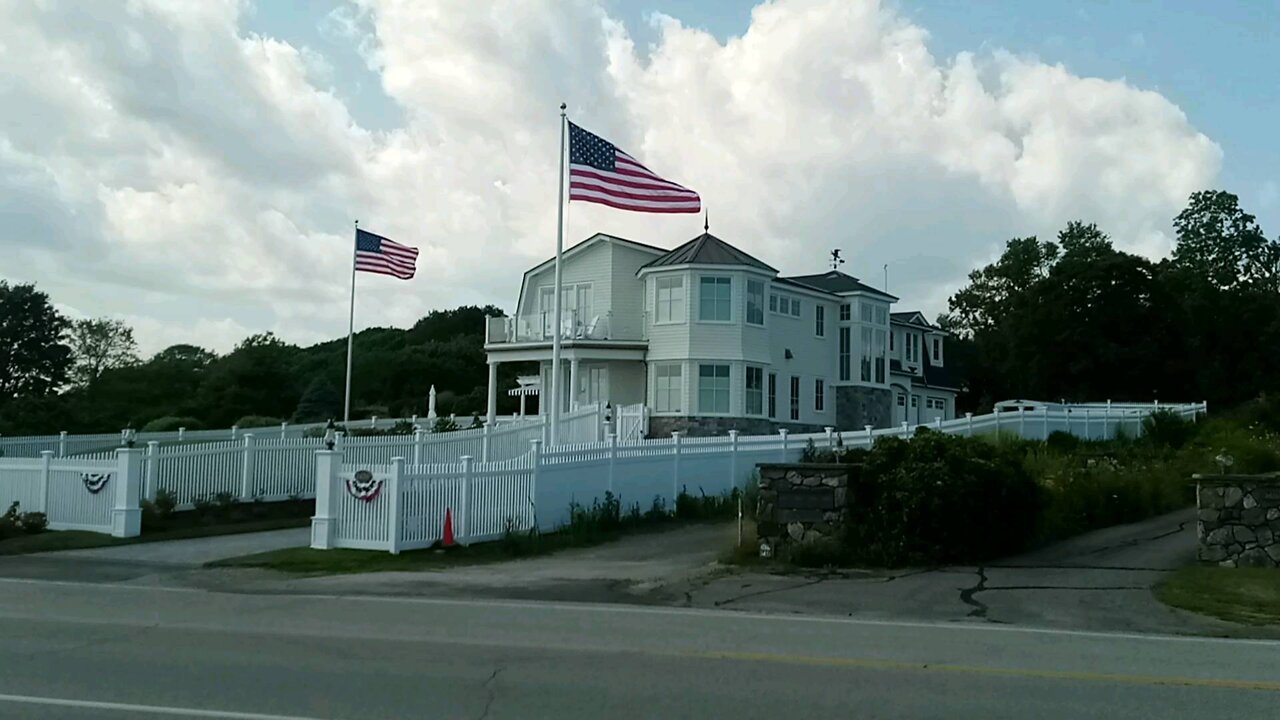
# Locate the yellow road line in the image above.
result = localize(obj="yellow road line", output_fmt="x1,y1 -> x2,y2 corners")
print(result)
675,649 -> 1280,692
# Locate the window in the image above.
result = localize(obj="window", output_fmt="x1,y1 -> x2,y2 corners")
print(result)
654,364 -> 682,413
905,333 -> 919,363
860,326 -> 873,382
815,305 -> 825,337
768,373 -> 777,418
699,277 -> 731,321
911,396 -> 918,408
890,330 -> 895,352
897,393 -> 906,407
874,328 -> 886,384
777,295 -> 789,315
860,303 -> 873,323
874,306 -> 887,325
746,279 -> 765,326
654,276 -> 685,323
745,366 -> 764,415
698,364 -> 730,413
771,294 -> 802,318
769,294 -> 778,312
932,337 -> 941,363
790,298 -> 801,318
839,303 -> 851,322
839,327 -> 851,381
814,379 -> 825,412
790,376 -> 801,420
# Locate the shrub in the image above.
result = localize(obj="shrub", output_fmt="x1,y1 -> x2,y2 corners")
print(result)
234,416 -> 284,430
142,416 -> 202,433
0,501 -> 20,539
844,430 -> 1041,566
18,511 -> 48,534
1141,410 -> 1196,450
432,416 -> 460,433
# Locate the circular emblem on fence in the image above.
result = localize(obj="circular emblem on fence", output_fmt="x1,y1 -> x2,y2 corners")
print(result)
82,472 -> 112,494
346,469 -> 383,503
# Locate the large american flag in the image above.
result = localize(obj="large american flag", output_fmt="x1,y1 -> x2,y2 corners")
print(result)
355,229 -> 418,280
568,121 -> 700,214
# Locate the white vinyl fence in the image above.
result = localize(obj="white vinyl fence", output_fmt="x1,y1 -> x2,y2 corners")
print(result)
0,449 -> 143,537
312,401 -> 1207,553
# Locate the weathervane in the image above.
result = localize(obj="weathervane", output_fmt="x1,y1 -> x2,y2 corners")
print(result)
829,249 -> 845,270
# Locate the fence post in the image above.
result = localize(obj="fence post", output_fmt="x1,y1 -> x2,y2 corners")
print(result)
824,426 -> 834,450
280,421 -> 288,439
728,430 -> 739,488
529,438 -> 542,530
934,417 -> 942,430
144,441 -> 160,502
864,424 -> 873,447
387,457 -> 404,554
412,429 -> 424,466
311,449 -> 340,549
39,450 -> 53,514
1018,407 -> 1026,438
900,421 -> 909,437
371,415 -> 379,429
411,414 -> 418,427
112,447 -> 143,538
671,431 -> 683,509
607,433 -> 617,496
459,455 -> 472,545
240,433 -> 256,500
1083,408 -> 1090,440
178,427 -> 186,443
230,424 -> 239,442
1042,408 -> 1049,440
1104,404 -> 1112,439
58,431 -> 67,458
778,428 -> 789,462
482,423 -> 491,463
965,412 -> 974,437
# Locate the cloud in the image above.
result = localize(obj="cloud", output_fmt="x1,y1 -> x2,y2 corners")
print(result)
0,0 -> 1221,357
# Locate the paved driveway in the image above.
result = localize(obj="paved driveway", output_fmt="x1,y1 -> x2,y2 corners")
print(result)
34,527 -> 310,567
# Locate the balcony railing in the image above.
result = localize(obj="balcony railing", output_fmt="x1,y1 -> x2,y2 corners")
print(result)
486,311 -> 647,344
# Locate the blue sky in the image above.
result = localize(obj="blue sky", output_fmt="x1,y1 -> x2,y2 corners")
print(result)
247,0 -> 1279,233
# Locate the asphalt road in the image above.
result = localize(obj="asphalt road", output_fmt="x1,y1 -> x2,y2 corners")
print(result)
0,578 -> 1277,719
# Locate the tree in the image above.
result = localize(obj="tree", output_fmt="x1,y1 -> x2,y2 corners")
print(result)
0,282 -> 71,400
1171,190 -> 1278,291
151,344 -> 218,368
68,318 -> 139,386
293,376 -> 342,423
948,236 -> 1059,336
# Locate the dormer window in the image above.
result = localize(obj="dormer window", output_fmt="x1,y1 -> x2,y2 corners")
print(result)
932,336 -> 941,363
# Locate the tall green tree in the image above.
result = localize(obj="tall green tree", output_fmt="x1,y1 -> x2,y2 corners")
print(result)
0,282 -> 71,400
1171,190 -> 1278,291
68,317 -> 140,387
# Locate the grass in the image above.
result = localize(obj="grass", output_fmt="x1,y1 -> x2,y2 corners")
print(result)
1155,565 -> 1280,626
0,512 -> 309,556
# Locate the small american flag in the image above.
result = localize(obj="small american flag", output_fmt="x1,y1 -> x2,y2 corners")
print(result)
355,229 -> 418,280
568,121 -> 700,214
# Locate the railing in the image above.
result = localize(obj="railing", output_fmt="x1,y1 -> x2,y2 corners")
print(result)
311,401 -> 1207,553
486,311 -> 647,343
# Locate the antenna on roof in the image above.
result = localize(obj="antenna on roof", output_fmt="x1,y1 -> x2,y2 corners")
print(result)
829,249 -> 844,270
884,263 -> 889,292
703,210 -> 709,233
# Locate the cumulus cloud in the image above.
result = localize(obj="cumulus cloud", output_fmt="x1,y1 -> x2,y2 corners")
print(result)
0,0 -> 1220,356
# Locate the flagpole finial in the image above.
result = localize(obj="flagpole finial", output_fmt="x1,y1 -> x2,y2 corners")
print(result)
559,102 -> 566,114
703,210 -> 709,233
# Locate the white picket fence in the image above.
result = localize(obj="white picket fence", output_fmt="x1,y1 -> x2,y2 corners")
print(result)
0,450 -> 143,537
311,401 -> 1207,553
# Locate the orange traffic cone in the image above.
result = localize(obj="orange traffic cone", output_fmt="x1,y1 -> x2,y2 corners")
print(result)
442,508 -> 455,547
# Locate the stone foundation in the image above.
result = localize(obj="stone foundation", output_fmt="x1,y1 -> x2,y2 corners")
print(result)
835,386 -> 893,430
648,416 -> 829,438
1195,473 -> 1280,568
755,463 -> 851,553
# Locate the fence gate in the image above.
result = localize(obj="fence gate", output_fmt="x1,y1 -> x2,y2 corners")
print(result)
615,403 -> 648,441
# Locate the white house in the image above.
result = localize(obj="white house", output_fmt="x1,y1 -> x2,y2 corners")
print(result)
483,231 -> 958,436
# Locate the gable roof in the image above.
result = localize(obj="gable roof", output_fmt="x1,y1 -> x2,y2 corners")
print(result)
640,232 -> 777,272
782,271 -> 898,301
525,233 -> 666,278
891,311 -> 944,332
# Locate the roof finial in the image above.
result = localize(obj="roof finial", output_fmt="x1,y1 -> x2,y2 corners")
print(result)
703,209 -> 709,234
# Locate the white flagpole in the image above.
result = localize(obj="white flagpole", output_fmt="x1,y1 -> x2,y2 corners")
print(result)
343,219 -> 359,425
549,103 -> 567,446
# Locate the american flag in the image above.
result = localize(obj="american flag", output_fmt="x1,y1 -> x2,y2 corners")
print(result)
568,121 -> 700,214
355,229 -> 418,280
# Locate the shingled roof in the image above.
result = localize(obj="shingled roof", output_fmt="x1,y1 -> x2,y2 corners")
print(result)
641,233 -> 777,272
782,271 -> 898,301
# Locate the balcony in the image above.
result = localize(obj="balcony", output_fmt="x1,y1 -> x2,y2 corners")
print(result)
486,311 -> 647,345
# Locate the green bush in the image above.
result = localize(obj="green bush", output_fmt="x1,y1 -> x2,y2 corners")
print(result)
844,430 -> 1041,566
1141,410 -> 1196,450
432,416 -> 460,433
18,511 -> 48,534
234,415 -> 284,430
142,416 -> 203,432
0,502 -> 20,539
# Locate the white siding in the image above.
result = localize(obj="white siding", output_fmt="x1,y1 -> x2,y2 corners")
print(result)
608,361 -> 647,407
763,289 -> 838,427
516,238 -> 659,339
609,245 -> 656,340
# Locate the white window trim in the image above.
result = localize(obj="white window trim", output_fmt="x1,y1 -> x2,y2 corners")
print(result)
696,275 -> 734,325
696,363 -> 732,415
653,275 -> 686,326
815,304 -> 826,338
744,365 -> 765,417
814,378 -> 825,412
745,279 -> 766,327
652,362 -> 684,415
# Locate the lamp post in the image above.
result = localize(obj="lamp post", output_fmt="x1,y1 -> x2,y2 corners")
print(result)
323,419 -> 337,451
123,426 -> 137,449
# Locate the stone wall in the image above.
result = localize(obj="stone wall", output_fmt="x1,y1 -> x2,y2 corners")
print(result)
1196,473 -> 1280,568
835,386 -> 893,431
648,416 -> 829,438
755,464 -> 851,554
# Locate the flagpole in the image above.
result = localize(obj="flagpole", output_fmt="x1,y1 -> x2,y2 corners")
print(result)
549,103 -> 567,446
343,219 -> 359,425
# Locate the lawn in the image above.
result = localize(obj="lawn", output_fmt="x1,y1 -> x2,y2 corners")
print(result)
0,516 -> 309,556
1155,565 -> 1280,626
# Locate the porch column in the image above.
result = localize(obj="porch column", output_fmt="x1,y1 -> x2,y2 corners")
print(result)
486,361 -> 498,424
519,393 -> 527,417
569,358 -> 581,410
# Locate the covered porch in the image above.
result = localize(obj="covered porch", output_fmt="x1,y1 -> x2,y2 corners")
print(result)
484,340 -> 647,424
